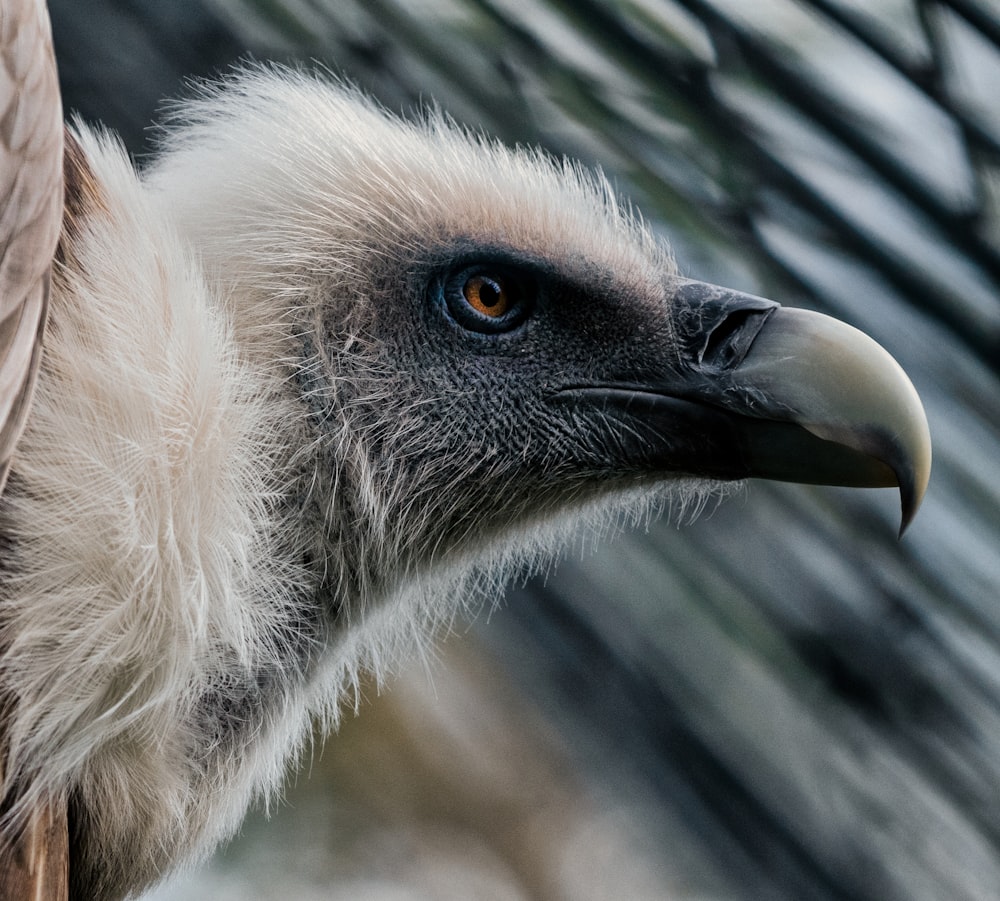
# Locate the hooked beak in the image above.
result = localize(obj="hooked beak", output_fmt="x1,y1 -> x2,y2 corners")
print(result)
555,280 -> 931,535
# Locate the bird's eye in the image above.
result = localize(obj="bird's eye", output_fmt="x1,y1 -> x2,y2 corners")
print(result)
463,275 -> 511,318
443,265 -> 533,335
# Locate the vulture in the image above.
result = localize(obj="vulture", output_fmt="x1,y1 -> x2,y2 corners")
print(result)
0,1 -> 930,899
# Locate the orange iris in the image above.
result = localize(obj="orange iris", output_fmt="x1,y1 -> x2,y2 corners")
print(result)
463,274 -> 511,318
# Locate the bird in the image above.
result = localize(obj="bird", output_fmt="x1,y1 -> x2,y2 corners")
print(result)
0,3 -> 930,899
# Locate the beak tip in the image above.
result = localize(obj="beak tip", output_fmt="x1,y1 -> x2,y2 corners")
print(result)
896,375 -> 933,538
897,461 -> 930,539
898,494 -> 916,539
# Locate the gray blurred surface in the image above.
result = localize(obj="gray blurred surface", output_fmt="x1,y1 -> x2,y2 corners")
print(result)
48,1 -> 1000,899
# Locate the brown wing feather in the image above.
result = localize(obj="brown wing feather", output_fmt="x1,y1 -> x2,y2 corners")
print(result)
0,0 -> 63,491
0,793 -> 69,901
0,1 -> 67,899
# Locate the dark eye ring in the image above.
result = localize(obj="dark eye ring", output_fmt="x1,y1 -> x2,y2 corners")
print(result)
443,265 -> 533,334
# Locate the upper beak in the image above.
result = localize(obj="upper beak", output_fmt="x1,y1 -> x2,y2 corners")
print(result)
555,279 -> 932,535
720,300 -> 930,533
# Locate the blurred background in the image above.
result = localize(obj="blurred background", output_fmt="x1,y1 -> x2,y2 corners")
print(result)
46,1 -> 1000,899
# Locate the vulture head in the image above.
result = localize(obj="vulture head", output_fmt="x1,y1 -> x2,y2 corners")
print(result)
0,57 -> 930,901
149,71 -> 929,578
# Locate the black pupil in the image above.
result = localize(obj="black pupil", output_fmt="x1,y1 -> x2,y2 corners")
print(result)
479,278 -> 503,308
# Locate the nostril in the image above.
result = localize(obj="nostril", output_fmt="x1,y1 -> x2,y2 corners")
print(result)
699,308 -> 773,369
